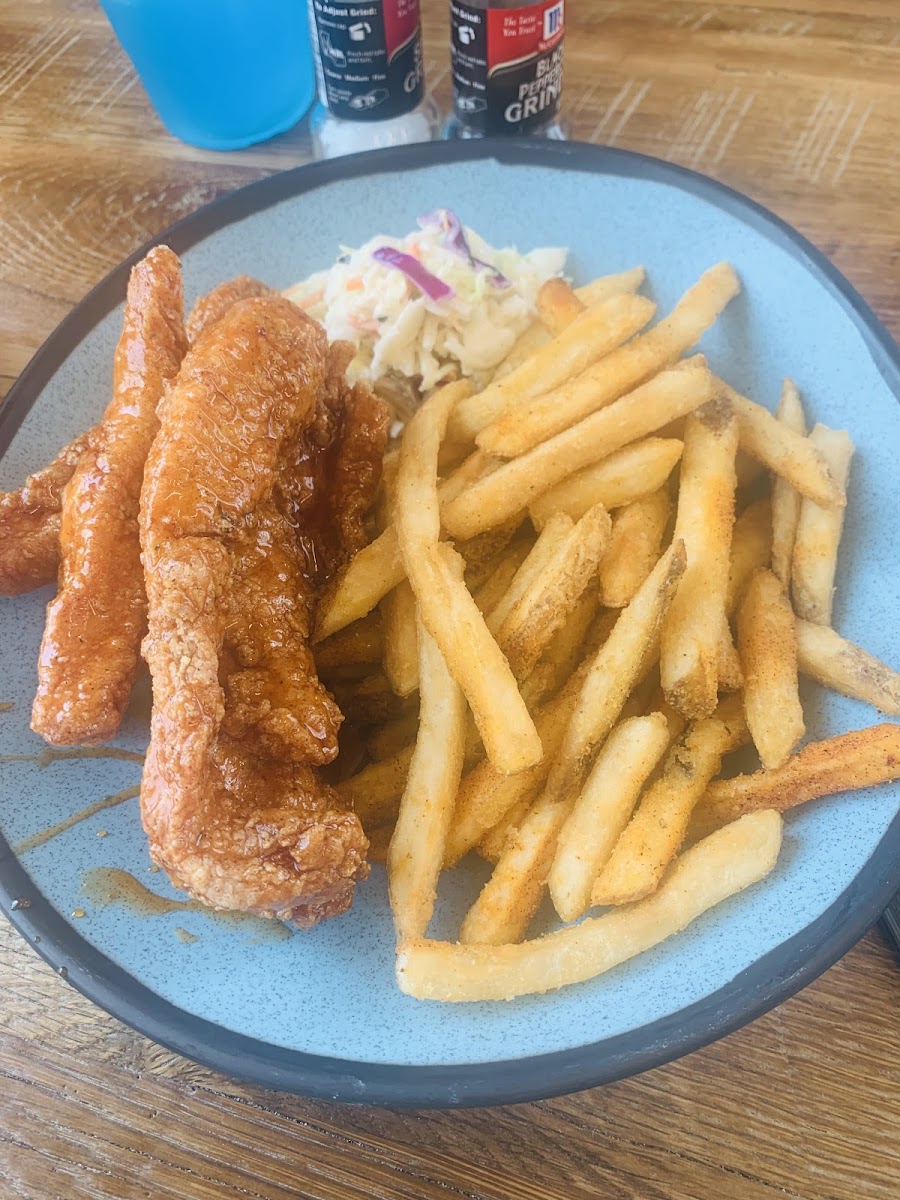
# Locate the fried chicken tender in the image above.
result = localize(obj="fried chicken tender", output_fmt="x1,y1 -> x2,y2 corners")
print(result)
140,296 -> 386,926
31,246 -> 187,745
0,429 -> 95,596
185,275 -> 275,345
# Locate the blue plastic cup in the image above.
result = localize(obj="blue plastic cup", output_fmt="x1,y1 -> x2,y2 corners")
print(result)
98,0 -> 316,151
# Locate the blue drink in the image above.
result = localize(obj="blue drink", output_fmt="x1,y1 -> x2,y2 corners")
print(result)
99,0 -> 316,150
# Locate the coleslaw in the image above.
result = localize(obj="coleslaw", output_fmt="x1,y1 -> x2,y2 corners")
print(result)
284,211 -> 567,393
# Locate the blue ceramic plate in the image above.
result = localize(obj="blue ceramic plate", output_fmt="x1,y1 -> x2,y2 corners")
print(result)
1,142 -> 898,1108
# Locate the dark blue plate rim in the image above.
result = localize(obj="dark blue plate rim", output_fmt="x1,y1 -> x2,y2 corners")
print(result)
0,139 -> 898,1109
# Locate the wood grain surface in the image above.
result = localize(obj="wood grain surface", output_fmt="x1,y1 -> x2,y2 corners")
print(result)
1,0 -> 899,1196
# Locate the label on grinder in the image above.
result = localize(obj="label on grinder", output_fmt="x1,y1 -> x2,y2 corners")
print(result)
451,0 -> 565,134
310,0 -> 424,120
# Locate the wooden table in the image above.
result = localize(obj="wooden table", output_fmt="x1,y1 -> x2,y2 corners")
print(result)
1,1 -> 899,1196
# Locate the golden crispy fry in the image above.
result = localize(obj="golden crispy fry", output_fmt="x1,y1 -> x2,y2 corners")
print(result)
381,580 -> 419,697
661,400 -> 738,719
716,622 -> 744,693
598,488 -> 671,608
459,542 -> 686,945
367,711 -> 419,761
689,724 -> 900,841
791,424 -> 853,624
478,263 -> 740,458
395,385 -> 542,774
388,618 -> 466,941
314,384 -> 479,643
796,620 -> 900,716
492,323 -> 550,381
336,744 -> 414,827
458,517 -> 523,591
442,358 -> 716,540
313,613 -> 383,672
720,382 -> 844,510
493,266 -> 649,384
477,794 -> 535,865
448,292 -> 655,443
529,437 -> 682,531
497,504 -> 611,679
330,671 -> 411,725
314,527 -> 405,642
734,450 -> 766,491
535,277 -> 587,333
726,496 -> 772,614
549,713 -> 671,922
472,538 -> 534,616
444,670 -> 584,867
737,569 -> 805,769
536,587 -> 599,694
770,379 -> 806,585
574,268 -> 646,310
366,821 -> 395,864
486,513 -> 573,635
397,811 -> 783,1002
591,700 -> 749,906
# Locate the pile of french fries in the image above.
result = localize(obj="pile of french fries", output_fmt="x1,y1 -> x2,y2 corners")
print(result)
313,263 -> 900,1003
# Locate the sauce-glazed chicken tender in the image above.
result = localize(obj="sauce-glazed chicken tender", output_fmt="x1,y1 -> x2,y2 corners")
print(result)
139,296 -> 389,927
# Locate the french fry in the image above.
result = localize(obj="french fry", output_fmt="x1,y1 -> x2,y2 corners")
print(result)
337,743 -> 414,827
458,516 -> 523,592
717,622 -> 744,693
491,267 -> 646,384
315,384 -> 481,642
791,424 -> 853,624
366,821 -> 395,865
720,381 -> 844,510
591,700 -> 749,906
726,496 -> 772,614
796,620 -> 900,716
492,322 -> 550,381
395,384 -> 542,774
315,527 -> 405,642
397,811 -> 783,1002
770,379 -> 806,585
472,538 -> 534,616
497,503 -> 612,679
478,263 -> 740,457
529,437 -> 682,531
598,488 -> 671,608
549,713 -> 671,922
535,587 -> 598,694
737,569 -> 805,769
442,358 -> 717,540
478,794 -> 535,865
575,268 -> 646,309
448,292 -> 656,442
367,711 -> 419,761
313,613 -> 383,672
688,724 -> 900,841
535,277 -> 587,332
330,671 -> 411,724
388,618 -> 466,941
734,450 -> 766,491
661,400 -> 738,719
486,513 -> 573,635
494,265 -> 649,384
381,579 -> 419,697
459,542 -> 686,945
444,669 -> 584,867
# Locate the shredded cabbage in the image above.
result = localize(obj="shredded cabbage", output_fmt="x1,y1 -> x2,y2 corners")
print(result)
284,220 -> 567,392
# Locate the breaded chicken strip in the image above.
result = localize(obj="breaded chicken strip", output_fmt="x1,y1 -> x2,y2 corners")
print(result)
32,245 -> 187,745
0,429 -> 95,596
185,274 -> 275,345
140,297 -> 385,925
